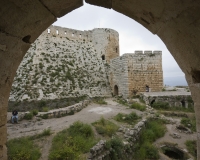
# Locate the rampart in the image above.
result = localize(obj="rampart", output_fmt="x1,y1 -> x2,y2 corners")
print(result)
109,50 -> 163,97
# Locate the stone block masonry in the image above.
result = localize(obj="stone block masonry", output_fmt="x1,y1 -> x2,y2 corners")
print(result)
9,26 -> 120,101
109,50 -> 163,97
9,25 -> 163,101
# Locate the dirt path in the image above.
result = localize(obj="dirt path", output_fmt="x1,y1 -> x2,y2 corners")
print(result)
7,98 -> 143,140
7,98 -> 197,160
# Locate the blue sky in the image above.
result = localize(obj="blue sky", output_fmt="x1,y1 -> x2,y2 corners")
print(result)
53,2 -> 187,86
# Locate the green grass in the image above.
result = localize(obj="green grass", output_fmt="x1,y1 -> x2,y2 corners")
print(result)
42,107 -> 49,112
114,112 -> 140,125
130,102 -> 146,111
92,117 -> 119,137
49,121 -> 97,160
7,137 -> 42,160
152,102 -> 194,112
185,140 -> 197,158
92,97 -> 107,105
116,98 -> 128,106
31,129 -> 51,140
134,119 -> 166,160
181,117 -> 196,132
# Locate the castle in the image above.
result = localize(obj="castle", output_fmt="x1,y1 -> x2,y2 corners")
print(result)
9,25 -> 163,101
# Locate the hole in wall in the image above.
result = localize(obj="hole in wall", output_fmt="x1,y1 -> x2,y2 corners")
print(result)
22,35 -> 31,43
47,29 -> 50,34
102,55 -> 105,60
114,85 -> 119,95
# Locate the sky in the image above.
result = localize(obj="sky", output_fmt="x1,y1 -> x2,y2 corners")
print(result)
53,2 -> 188,86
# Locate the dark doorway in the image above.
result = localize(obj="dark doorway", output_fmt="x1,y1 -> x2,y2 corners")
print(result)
102,55 -> 105,60
114,85 -> 118,95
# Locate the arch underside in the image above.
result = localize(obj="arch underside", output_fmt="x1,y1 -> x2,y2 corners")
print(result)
1,0 -> 200,159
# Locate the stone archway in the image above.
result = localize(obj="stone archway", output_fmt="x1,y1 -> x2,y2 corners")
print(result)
1,0 -> 200,159
114,85 -> 119,96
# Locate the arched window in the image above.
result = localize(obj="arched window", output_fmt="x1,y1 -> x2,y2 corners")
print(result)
114,85 -> 119,95
102,55 -> 105,60
56,30 -> 59,35
47,29 -> 50,34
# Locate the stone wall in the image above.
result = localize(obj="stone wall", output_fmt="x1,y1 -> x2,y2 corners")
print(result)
109,51 -> 163,97
37,100 -> 90,118
9,26 -> 120,101
142,93 -> 193,108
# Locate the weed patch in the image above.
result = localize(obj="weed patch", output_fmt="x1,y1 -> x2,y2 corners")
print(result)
92,117 -> 119,137
7,137 -> 41,160
185,140 -> 197,158
130,103 -> 146,111
114,112 -> 140,125
181,117 -> 196,132
105,137 -> 124,159
92,97 -> 107,105
49,121 -> 97,160
134,119 -> 166,160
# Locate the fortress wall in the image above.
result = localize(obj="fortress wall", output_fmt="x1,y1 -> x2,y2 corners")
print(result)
10,26 -> 116,101
109,51 -> 163,97
109,56 -> 129,97
127,51 -> 163,94
91,28 -> 119,63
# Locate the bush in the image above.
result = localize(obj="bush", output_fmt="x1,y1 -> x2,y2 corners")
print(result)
105,137 -> 124,159
93,97 -> 107,105
7,137 -> 41,160
92,117 -> 119,137
24,112 -> 33,120
130,103 -> 146,111
32,109 -> 38,116
185,140 -> 197,158
42,107 -> 49,112
181,117 -> 196,132
152,102 -> 170,110
49,121 -> 97,160
134,119 -> 166,160
114,112 -> 140,125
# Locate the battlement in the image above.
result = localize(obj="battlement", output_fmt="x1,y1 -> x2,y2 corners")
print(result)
42,25 -> 119,42
134,50 -> 162,55
122,50 -> 162,58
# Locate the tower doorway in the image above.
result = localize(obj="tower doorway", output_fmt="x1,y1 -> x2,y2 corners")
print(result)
114,85 -> 119,95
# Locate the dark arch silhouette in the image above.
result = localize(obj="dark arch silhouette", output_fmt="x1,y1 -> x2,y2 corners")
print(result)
114,85 -> 119,95
1,1 -> 200,159
102,55 -> 105,60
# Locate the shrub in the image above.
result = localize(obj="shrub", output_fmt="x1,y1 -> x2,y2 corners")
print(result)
134,119 -> 166,160
185,140 -> 197,158
93,97 -> 107,105
49,121 -> 97,160
105,137 -> 124,159
41,114 -> 49,119
181,117 -> 196,132
7,137 -> 41,160
24,112 -> 33,120
130,103 -> 146,111
114,112 -> 140,125
152,102 -> 170,110
31,129 -> 51,140
92,117 -> 119,137
42,107 -> 49,112
32,109 -> 38,116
